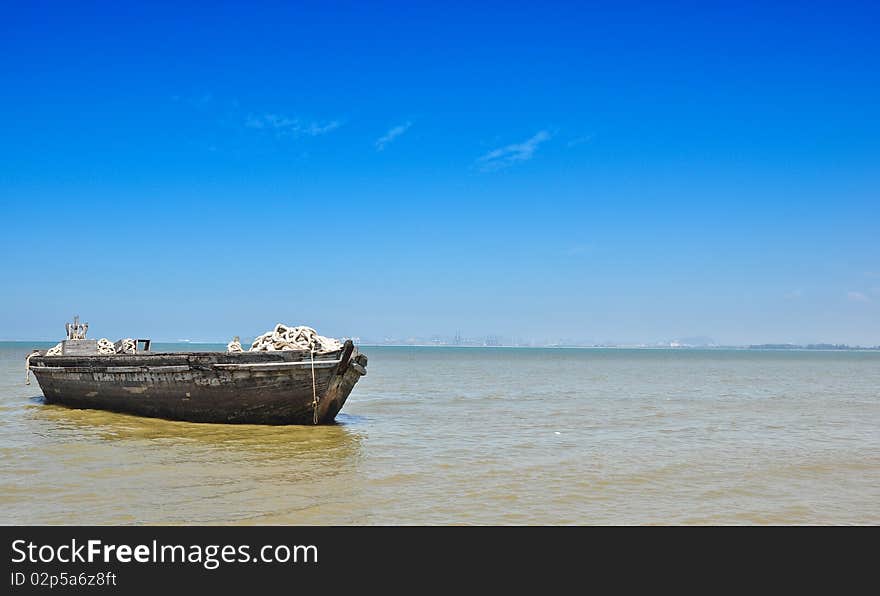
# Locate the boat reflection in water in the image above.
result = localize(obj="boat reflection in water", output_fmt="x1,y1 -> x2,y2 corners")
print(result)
21,402 -> 367,524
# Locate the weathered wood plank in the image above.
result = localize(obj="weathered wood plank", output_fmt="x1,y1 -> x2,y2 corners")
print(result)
213,360 -> 342,371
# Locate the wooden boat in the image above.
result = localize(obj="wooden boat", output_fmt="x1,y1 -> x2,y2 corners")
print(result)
26,321 -> 367,425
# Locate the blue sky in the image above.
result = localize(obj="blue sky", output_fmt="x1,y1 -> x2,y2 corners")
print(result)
1,1 -> 878,344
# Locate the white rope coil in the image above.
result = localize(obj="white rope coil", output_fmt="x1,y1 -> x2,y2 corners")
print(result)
116,338 -> 136,354
97,338 -> 116,354
246,324 -> 342,354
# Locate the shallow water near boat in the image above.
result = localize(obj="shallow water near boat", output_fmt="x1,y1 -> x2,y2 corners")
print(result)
2,343 -> 879,524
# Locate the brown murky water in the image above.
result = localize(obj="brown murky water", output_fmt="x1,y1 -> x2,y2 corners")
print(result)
2,343 -> 878,524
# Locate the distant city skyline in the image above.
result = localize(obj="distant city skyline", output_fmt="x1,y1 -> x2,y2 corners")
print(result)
1,2 -> 878,346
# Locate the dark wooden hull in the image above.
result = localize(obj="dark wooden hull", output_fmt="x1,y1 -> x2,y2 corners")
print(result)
27,342 -> 367,425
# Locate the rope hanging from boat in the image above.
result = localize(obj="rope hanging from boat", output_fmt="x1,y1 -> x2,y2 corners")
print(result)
224,324 -> 338,423
24,351 -> 40,385
310,349 -> 319,425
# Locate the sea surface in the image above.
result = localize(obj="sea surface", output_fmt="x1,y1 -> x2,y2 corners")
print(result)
1,342 -> 878,525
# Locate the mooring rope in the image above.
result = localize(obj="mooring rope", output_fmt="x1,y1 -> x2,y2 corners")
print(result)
310,349 -> 320,425
24,351 -> 39,385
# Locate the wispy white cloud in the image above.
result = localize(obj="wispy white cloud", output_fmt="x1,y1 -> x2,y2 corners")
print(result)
476,130 -> 551,171
847,291 -> 871,303
245,113 -> 341,137
304,121 -> 342,135
375,122 -> 412,151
